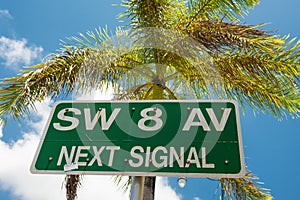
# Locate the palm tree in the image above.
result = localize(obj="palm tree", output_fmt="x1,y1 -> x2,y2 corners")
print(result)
0,0 -> 299,199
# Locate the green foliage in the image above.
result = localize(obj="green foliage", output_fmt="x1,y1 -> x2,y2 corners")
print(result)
113,176 -> 132,193
0,47 -> 87,122
186,0 -> 259,23
220,172 -> 272,199
120,0 -> 186,28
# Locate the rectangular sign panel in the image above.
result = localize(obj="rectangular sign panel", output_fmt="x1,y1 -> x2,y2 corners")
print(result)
31,100 -> 245,178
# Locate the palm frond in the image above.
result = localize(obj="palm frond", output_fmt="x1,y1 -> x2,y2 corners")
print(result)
186,0 -> 259,24
0,47 -> 87,121
214,42 -> 300,117
0,27 -> 142,121
121,0 -> 186,28
220,172 -> 272,199
183,20 -> 272,53
178,19 -> 300,117
113,176 -> 132,193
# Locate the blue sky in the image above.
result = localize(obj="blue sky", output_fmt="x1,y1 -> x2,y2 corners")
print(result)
0,0 -> 299,200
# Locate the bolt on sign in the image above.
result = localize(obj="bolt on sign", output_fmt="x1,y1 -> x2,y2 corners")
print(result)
31,100 -> 245,178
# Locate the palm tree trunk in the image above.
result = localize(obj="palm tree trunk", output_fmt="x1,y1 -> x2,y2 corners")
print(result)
65,175 -> 80,200
142,176 -> 156,200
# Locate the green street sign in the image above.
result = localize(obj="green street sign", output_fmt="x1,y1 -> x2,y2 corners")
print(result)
31,100 -> 245,178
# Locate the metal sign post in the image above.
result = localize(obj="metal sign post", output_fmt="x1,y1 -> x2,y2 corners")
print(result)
130,176 -> 145,200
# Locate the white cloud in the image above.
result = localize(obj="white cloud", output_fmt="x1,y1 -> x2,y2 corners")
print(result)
74,85 -> 114,100
155,177 -> 182,200
0,9 -> 13,19
0,36 -> 43,70
77,176 -> 129,200
0,91 -> 181,200
26,98 -> 53,134
0,133 -> 66,200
